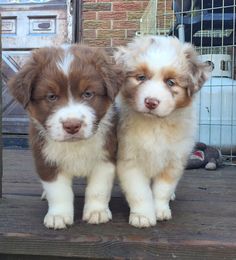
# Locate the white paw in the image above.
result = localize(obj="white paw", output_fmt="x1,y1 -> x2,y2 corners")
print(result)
44,212 -> 73,229
129,213 -> 156,228
156,204 -> 172,221
83,208 -> 112,224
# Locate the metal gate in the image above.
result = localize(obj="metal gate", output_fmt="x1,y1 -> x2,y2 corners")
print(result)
140,0 -> 236,165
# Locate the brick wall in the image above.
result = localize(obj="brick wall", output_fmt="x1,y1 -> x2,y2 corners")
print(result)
82,0 -> 149,51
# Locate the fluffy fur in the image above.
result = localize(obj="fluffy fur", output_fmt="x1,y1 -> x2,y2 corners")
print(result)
114,36 -> 210,228
9,44 -> 124,229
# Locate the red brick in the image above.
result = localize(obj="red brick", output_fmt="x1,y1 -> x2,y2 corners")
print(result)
127,11 -> 143,20
112,38 -> 130,47
113,2 -> 143,12
82,29 -> 96,38
83,38 -> 111,47
98,11 -> 127,20
83,20 -> 111,29
83,11 -> 96,20
83,2 -> 111,11
97,29 -> 125,39
113,20 -> 139,30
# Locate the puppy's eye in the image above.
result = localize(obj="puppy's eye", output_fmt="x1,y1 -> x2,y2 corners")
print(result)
166,79 -> 175,87
82,90 -> 94,100
47,93 -> 58,102
136,75 -> 146,82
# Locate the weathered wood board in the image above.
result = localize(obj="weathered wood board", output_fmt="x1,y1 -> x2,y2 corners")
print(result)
1,149 -> 236,259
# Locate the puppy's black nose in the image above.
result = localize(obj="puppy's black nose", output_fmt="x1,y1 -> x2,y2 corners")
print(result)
63,119 -> 81,135
145,98 -> 159,110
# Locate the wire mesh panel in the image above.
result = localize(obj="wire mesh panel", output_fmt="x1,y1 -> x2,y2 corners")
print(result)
140,0 -> 236,165
140,0 -> 158,35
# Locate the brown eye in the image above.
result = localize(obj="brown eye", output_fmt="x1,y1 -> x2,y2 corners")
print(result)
47,93 -> 58,102
136,75 -> 146,82
82,90 -> 94,100
166,79 -> 175,87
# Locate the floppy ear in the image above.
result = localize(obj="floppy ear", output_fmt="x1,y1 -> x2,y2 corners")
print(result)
113,46 -> 129,66
95,49 -> 126,101
8,52 -> 40,109
183,43 -> 212,96
102,64 -> 125,101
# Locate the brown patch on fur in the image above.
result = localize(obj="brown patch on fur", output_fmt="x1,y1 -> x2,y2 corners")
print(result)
173,86 -> 192,108
8,47 -> 63,108
122,63 -> 153,106
183,44 -> 211,95
103,106 -> 118,163
131,63 -> 153,81
70,45 -> 125,102
156,167 -> 176,184
28,68 -> 69,128
161,68 -> 178,83
161,67 -> 193,108
29,124 -> 58,182
121,77 -> 139,107
69,45 -> 125,128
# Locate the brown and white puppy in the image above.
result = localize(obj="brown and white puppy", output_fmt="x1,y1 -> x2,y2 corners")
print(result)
9,44 -> 124,229
114,36 -> 210,228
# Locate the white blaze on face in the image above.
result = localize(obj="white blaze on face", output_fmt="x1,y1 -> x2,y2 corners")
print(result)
135,79 -> 176,117
47,48 -> 97,141
46,100 -> 96,141
130,38 -> 182,117
57,49 -> 74,76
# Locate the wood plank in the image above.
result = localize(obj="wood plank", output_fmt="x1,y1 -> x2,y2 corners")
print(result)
0,255 -> 83,260
0,194 -> 236,259
1,149 -> 236,258
3,149 -> 236,201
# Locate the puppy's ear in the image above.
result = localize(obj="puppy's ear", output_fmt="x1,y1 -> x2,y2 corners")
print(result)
8,51 -> 40,109
96,50 -> 125,101
113,46 -> 128,66
103,64 -> 125,101
183,43 -> 211,96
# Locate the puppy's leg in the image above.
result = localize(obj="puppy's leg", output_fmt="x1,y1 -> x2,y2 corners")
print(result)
83,161 -> 115,224
118,162 -> 156,228
42,174 -> 74,229
152,167 -> 182,221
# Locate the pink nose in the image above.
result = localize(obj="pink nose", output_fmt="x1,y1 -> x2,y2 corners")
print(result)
62,119 -> 81,135
145,98 -> 160,110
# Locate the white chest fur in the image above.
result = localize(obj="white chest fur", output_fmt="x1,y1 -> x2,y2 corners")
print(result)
118,104 -> 196,177
41,110 -> 113,177
42,134 -> 107,177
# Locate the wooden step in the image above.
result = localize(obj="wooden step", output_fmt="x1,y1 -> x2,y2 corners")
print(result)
1,149 -> 236,259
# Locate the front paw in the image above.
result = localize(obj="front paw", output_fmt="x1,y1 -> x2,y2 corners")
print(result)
156,203 -> 172,221
129,212 -> 156,228
83,208 -> 112,224
44,212 -> 73,229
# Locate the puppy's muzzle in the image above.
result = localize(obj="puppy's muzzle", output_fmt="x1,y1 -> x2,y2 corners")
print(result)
144,97 -> 160,110
62,119 -> 82,135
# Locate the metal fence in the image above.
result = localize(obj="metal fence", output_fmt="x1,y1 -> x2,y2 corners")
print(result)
140,0 -> 236,165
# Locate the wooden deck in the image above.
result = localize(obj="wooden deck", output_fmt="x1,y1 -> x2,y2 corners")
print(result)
1,149 -> 236,259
